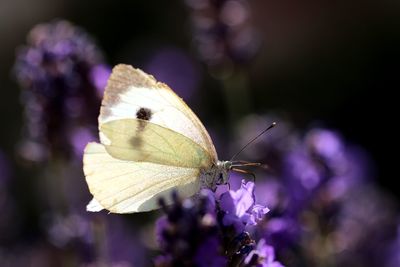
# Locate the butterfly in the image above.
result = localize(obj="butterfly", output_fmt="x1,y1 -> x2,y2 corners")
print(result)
83,64 -> 267,213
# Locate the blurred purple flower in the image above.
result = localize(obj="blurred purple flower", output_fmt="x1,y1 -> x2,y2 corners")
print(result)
255,126 -> 396,267
185,0 -> 260,69
283,128 -> 372,213
194,237 -> 227,267
254,178 -> 287,212
45,213 -> 146,266
330,186 -> 398,267
155,190 -> 223,266
14,20 -> 109,161
232,115 -> 398,266
46,213 -> 92,249
145,48 -> 200,100
261,217 -> 300,252
89,64 -> 111,96
306,129 -> 343,160
70,127 -> 97,158
244,239 -> 284,267
155,215 -> 169,249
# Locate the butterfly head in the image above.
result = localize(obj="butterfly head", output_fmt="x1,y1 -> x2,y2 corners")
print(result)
216,161 -> 232,185
214,160 -> 262,187
201,161 -> 232,190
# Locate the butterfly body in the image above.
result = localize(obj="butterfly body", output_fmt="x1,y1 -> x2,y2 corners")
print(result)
200,160 -> 231,191
83,64 -> 232,213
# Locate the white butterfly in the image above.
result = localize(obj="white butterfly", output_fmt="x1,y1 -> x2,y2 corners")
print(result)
83,64 -> 267,213
83,64 -> 232,213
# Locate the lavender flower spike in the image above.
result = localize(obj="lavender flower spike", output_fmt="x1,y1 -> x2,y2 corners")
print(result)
14,20 -> 110,161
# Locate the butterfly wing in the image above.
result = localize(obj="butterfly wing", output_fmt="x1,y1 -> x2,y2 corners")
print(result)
83,142 -> 201,213
99,64 -> 217,161
83,64 -> 218,213
100,118 -> 212,168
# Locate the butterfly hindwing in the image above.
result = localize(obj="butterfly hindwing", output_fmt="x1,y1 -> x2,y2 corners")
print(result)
100,118 -> 212,168
83,142 -> 201,213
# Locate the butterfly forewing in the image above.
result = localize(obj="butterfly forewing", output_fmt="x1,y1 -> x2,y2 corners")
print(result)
99,64 -> 217,160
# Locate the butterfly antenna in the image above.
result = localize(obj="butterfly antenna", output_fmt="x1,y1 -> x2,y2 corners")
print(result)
230,122 -> 276,161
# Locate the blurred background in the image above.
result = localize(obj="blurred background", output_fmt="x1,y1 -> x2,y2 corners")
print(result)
0,0 -> 399,266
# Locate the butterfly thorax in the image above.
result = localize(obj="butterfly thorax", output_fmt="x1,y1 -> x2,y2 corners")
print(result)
200,161 -> 232,191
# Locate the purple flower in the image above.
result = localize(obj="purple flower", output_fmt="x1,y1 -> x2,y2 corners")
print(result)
14,20 -> 109,161
232,117 -> 397,266
220,180 -> 269,232
155,185 -> 277,266
260,126 -> 395,266
244,239 -> 284,267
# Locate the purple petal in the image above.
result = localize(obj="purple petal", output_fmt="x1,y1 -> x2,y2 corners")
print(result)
220,191 -> 236,214
232,180 -> 255,217
251,204 -> 270,221
245,239 -> 285,267
220,180 -> 256,217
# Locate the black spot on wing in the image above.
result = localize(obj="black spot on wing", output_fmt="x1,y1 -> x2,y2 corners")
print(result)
136,107 -> 152,121
132,107 -> 153,147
